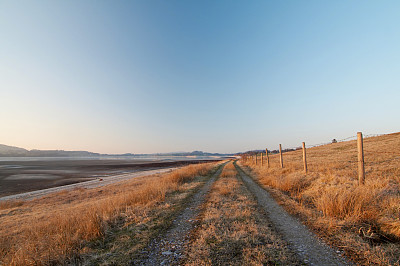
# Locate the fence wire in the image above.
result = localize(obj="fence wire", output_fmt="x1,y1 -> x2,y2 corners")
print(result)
303,133 -> 385,149
242,133 -> 399,172
244,133 -> 390,155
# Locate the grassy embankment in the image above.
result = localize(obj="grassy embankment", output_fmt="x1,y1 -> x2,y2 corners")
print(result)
241,132 -> 400,265
0,162 -> 219,265
185,161 -> 300,265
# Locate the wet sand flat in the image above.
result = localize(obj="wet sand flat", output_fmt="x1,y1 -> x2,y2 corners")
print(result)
0,158 -> 219,197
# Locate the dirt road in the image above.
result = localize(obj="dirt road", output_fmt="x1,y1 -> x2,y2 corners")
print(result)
132,163 -> 225,265
235,162 -> 351,265
130,161 -> 351,265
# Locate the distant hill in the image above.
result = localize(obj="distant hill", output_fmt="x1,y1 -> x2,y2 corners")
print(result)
0,144 -> 100,157
26,149 -> 100,157
0,144 -> 28,156
0,144 -> 232,157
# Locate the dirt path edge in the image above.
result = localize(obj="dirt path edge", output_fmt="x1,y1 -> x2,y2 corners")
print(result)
133,163 -> 225,265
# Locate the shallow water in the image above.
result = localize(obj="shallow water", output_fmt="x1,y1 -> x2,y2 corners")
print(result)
0,155 -> 224,162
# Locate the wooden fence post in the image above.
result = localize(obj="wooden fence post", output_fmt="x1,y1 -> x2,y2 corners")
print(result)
261,153 -> 264,166
357,132 -> 365,185
302,142 -> 307,174
266,148 -> 269,168
255,154 -> 257,165
279,144 -> 283,168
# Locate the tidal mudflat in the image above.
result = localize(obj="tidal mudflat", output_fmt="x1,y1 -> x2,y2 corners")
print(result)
0,158 -> 220,197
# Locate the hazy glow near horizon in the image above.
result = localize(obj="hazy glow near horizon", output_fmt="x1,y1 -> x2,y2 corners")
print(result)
1,1 -> 400,154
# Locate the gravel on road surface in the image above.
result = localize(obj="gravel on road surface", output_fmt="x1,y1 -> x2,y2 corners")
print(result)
133,164 -> 225,265
235,162 -> 352,266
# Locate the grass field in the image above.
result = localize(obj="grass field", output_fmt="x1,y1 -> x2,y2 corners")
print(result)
0,162 -> 217,265
241,132 -> 400,265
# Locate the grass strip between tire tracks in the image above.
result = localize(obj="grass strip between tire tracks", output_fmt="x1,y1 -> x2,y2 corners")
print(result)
184,161 -> 301,265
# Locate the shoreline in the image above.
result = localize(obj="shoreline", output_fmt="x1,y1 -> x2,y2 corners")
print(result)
0,159 -> 222,198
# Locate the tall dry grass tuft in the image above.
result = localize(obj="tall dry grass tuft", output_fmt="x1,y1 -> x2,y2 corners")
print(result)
312,183 -> 380,221
0,162 -> 216,265
241,133 -> 400,264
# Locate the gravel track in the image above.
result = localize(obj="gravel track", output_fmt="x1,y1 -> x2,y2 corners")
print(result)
0,167 -> 178,202
133,164 -> 224,265
235,162 -> 352,266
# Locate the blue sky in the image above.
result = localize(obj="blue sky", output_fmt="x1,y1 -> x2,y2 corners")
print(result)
1,1 -> 399,154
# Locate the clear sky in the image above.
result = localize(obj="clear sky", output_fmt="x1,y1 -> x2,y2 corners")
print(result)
1,1 -> 400,154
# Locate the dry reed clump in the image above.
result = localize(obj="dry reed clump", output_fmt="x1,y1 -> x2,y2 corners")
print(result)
311,183 -> 380,221
185,162 -> 299,265
241,133 -> 400,264
0,162 -> 216,266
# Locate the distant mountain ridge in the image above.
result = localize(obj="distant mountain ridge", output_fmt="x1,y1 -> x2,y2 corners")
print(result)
0,144 -> 28,156
0,144 -> 232,157
0,144 -> 100,157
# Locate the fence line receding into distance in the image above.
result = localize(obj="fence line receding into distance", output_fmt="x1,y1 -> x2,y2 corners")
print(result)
241,132 -> 400,186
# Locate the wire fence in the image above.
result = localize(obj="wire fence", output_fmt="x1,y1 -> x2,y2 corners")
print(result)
281,133 -> 385,151
240,132 -> 400,184
242,133 -> 387,153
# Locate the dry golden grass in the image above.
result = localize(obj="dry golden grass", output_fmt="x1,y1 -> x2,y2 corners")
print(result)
0,162 -> 216,265
0,200 -> 24,210
185,162 -> 299,265
219,161 -> 236,178
241,132 -> 400,265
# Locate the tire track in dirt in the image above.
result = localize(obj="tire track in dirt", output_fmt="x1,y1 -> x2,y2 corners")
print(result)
184,161 -> 302,265
235,162 -> 352,266
132,163 -> 225,265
